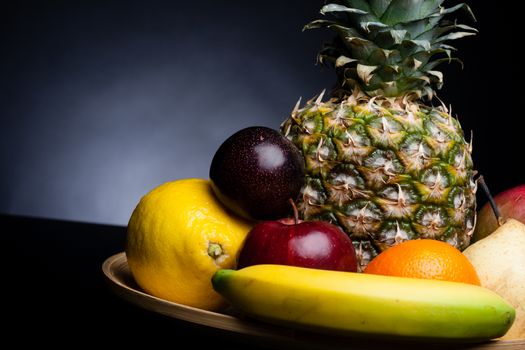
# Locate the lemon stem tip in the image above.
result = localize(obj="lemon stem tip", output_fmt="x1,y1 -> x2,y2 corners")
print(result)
208,242 -> 224,259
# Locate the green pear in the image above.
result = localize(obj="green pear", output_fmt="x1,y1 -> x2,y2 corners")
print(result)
463,219 -> 525,340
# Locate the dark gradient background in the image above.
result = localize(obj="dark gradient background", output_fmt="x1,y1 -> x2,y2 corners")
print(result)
1,1 -> 520,225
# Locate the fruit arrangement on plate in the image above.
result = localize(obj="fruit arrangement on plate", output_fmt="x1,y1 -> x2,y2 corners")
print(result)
122,0 -> 524,344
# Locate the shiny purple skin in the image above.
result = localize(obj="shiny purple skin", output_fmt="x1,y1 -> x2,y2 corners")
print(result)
209,126 -> 305,221
237,219 -> 358,272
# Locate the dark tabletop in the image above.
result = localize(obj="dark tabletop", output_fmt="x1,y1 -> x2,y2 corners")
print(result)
0,214 -> 272,347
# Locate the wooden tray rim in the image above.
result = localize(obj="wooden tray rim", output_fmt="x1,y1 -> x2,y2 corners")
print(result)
102,252 -> 525,350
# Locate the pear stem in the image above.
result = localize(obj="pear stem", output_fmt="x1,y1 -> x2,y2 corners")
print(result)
289,198 -> 299,225
478,175 -> 503,226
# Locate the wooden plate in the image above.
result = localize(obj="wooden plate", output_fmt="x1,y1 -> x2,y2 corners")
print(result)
102,252 -> 524,350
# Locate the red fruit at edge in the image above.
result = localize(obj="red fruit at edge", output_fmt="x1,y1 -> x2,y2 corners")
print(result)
237,218 -> 358,272
474,184 -> 525,242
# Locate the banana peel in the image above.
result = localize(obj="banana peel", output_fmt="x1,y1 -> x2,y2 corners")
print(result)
212,264 -> 515,342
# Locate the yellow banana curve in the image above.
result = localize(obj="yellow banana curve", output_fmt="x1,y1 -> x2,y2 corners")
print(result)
212,264 -> 515,341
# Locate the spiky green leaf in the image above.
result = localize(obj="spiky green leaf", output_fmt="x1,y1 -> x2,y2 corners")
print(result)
416,23 -> 477,41
321,4 -> 368,16
400,16 -> 442,39
410,39 -> 432,51
439,43 -> 457,52
367,47 -> 396,65
389,29 -> 408,44
360,21 -> 389,33
439,3 -> 476,21
305,20 -> 365,43
427,70 -> 443,84
336,55 -> 357,67
369,0 -> 392,18
303,19 -> 339,31
435,31 -> 477,43
381,0 -> 444,25
344,0 -> 373,13
357,64 -> 378,84
348,37 -> 380,60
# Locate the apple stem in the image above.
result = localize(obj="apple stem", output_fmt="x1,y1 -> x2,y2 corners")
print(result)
289,198 -> 299,225
478,175 -> 504,227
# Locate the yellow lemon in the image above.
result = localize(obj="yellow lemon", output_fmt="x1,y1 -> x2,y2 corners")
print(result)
126,178 -> 253,311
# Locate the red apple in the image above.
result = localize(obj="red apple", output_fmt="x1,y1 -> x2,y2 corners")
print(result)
237,217 -> 358,272
473,184 -> 525,242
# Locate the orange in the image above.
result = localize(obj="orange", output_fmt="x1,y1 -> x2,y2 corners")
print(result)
364,239 -> 481,285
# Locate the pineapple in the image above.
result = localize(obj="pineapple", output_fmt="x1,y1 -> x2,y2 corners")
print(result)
281,0 -> 478,270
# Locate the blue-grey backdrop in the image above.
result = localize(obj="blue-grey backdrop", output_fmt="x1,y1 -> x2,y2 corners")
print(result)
1,1 -> 520,225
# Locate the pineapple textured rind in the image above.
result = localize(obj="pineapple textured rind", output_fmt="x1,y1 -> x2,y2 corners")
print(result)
281,93 -> 476,270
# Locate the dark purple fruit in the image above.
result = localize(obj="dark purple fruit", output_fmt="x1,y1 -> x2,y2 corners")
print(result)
209,126 -> 305,221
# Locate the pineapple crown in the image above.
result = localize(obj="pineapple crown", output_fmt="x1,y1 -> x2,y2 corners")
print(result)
306,0 -> 477,100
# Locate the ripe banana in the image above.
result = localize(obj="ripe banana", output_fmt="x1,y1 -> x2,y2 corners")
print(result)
212,264 -> 515,341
